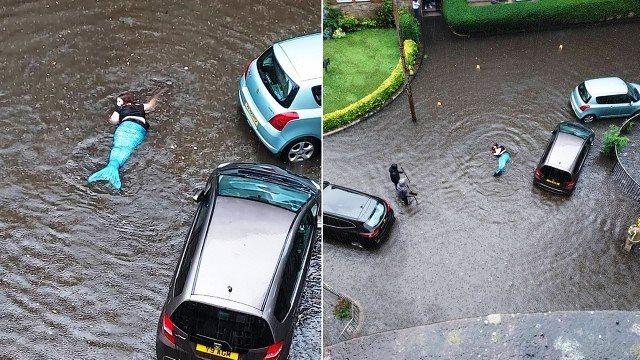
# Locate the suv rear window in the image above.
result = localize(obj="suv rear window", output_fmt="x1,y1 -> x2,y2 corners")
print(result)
541,165 -> 572,182
578,82 -> 590,103
364,202 -> 385,231
257,47 -> 299,107
218,174 -> 311,212
171,301 -> 274,350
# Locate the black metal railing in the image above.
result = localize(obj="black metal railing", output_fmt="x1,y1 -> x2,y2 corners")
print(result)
613,113 -> 640,201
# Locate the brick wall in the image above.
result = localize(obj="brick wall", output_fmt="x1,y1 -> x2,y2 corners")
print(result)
327,0 -> 413,19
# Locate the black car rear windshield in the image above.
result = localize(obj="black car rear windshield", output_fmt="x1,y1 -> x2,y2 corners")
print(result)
578,82 -> 591,103
257,47 -> 299,108
363,201 -> 385,231
218,174 -> 311,212
171,301 -> 274,350
541,165 -> 572,182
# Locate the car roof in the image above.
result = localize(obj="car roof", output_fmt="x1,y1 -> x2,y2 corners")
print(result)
544,132 -> 585,172
274,33 -> 321,82
584,77 -> 628,97
323,183 -> 376,221
192,196 -> 295,311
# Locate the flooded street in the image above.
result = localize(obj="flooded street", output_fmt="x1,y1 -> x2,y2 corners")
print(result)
324,18 -> 640,338
0,1 -> 319,359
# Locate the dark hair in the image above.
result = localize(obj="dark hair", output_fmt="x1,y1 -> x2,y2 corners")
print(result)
120,92 -> 135,105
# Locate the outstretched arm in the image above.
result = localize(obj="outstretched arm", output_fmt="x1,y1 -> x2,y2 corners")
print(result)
108,111 -> 119,125
143,95 -> 159,112
144,88 -> 167,112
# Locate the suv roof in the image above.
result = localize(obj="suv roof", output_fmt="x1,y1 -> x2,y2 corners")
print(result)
275,33 -> 321,82
323,182 -> 377,221
584,77 -> 627,97
192,196 -> 296,311
544,123 -> 592,173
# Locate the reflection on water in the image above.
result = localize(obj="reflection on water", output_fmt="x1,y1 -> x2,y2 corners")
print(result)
0,1 -> 319,359
324,18 -> 640,336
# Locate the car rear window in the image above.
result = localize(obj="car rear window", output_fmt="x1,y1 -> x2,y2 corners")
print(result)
558,123 -> 592,139
628,83 -> 640,102
172,301 -> 274,350
541,165 -> 572,182
257,47 -> 298,107
364,202 -> 385,231
578,82 -> 590,103
217,174 -> 311,212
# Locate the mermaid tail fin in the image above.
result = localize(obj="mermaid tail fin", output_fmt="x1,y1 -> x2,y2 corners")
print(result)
88,164 -> 122,189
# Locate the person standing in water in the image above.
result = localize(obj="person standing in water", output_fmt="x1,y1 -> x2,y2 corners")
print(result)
396,178 -> 417,205
389,163 -> 404,187
88,91 -> 162,189
412,0 -> 421,19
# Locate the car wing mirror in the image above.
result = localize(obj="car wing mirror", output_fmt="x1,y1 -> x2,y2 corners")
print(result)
192,188 -> 205,202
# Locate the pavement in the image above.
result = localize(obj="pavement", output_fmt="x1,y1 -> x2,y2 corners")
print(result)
325,310 -> 640,359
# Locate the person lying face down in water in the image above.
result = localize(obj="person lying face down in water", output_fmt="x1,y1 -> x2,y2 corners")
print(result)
88,91 -> 162,189
491,142 -> 511,176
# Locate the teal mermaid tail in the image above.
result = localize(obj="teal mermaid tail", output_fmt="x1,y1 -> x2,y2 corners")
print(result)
493,151 -> 511,177
88,121 -> 147,189
88,163 -> 122,189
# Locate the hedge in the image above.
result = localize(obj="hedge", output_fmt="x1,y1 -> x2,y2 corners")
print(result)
443,0 -> 640,34
323,39 -> 419,132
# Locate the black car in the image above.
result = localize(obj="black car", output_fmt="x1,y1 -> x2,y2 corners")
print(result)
534,122 -> 595,195
322,181 -> 394,249
156,163 -> 320,360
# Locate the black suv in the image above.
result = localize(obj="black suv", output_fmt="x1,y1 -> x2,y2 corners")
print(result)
322,182 -> 394,249
534,122 -> 595,195
156,163 -> 320,360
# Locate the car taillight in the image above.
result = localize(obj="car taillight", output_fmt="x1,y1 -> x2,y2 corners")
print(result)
534,167 -> 541,180
360,227 -> 381,239
161,312 -> 176,346
263,340 -> 284,360
268,112 -> 299,131
244,60 -> 253,78
579,104 -> 590,111
565,180 -> 576,190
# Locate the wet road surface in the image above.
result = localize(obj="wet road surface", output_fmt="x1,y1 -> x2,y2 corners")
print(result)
324,17 -> 640,339
0,1 -> 319,359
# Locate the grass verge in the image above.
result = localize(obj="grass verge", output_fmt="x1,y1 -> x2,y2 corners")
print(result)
324,29 -> 400,114
323,38 -> 419,133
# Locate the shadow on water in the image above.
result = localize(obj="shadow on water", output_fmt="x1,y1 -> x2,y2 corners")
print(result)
0,1 -> 319,359
323,17 -> 640,338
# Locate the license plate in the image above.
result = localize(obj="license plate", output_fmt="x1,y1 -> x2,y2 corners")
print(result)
195,344 -> 239,360
545,178 -> 560,186
244,101 -> 259,127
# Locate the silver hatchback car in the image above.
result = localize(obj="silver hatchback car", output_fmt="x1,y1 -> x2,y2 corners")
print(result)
570,77 -> 640,122
156,163 -> 319,360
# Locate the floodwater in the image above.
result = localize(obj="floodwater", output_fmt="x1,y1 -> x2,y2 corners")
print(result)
324,17 -> 640,339
0,1 -> 320,359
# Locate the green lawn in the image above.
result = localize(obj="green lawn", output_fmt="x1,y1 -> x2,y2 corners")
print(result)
323,29 -> 400,114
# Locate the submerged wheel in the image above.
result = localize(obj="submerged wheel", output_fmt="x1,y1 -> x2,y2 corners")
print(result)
284,137 -> 319,162
582,114 -> 596,123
